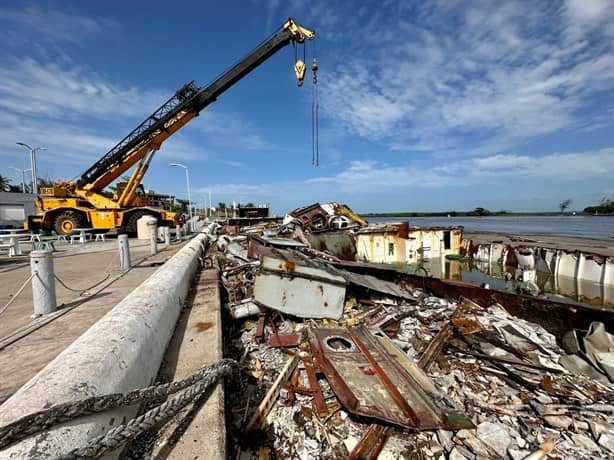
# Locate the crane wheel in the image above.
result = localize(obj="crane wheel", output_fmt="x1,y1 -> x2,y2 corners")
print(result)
125,210 -> 158,235
54,211 -> 87,235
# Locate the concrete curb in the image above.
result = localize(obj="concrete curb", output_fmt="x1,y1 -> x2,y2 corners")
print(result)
0,233 -> 209,459
153,269 -> 225,459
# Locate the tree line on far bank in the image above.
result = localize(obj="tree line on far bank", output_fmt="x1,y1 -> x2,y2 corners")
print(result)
364,199 -> 614,218
583,198 -> 614,215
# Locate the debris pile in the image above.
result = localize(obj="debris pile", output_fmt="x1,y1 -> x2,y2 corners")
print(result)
210,209 -> 614,459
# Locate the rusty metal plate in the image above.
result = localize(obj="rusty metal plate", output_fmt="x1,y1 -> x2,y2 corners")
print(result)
309,326 -> 475,430
267,332 -> 301,348
254,247 -> 347,319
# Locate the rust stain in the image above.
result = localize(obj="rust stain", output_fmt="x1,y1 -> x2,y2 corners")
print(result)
284,261 -> 296,271
451,316 -> 482,335
195,321 -> 213,332
317,284 -> 324,295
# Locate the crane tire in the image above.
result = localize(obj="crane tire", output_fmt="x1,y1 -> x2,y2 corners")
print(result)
54,211 -> 87,236
125,210 -> 158,235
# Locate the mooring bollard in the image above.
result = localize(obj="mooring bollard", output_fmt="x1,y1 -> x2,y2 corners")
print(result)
162,226 -> 171,245
118,234 -> 131,271
150,227 -> 158,256
30,249 -> 57,315
176,224 -> 182,241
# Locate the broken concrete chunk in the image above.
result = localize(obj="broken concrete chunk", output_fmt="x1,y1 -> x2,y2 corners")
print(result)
448,446 -> 473,460
507,448 -> 532,460
571,432 -> 601,452
437,429 -> 454,453
476,422 -> 512,453
598,433 -> 614,454
543,414 -> 573,430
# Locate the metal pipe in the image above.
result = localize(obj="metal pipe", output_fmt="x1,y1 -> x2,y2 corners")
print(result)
169,163 -> 192,232
9,167 -> 31,194
16,143 -> 46,195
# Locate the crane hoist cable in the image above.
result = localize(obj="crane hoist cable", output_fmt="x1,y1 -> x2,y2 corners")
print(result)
312,58 -> 319,166
311,38 -> 319,167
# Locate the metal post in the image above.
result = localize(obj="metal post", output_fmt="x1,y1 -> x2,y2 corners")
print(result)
30,249 -> 57,315
9,236 -> 22,256
30,149 -> 38,195
185,168 -> 193,224
118,234 -> 131,271
17,143 -> 46,195
150,227 -> 158,255
163,226 -> 171,245
176,224 -> 182,241
9,167 -> 31,194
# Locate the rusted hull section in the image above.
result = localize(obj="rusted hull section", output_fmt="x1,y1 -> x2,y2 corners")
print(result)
401,275 -> 614,338
309,326 -> 474,431
331,260 -> 614,338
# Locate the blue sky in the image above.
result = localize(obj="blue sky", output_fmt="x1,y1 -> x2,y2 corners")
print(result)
1,0 -> 613,214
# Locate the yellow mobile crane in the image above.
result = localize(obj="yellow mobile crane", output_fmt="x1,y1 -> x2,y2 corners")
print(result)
29,19 -> 315,235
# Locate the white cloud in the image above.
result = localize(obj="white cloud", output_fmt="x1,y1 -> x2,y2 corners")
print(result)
0,55 -> 280,170
0,6 -> 117,44
0,56 -> 167,120
307,148 -> 614,192
564,0 -> 614,36
319,1 -> 614,155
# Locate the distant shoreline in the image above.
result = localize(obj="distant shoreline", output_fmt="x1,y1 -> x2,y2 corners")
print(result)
361,212 -> 614,218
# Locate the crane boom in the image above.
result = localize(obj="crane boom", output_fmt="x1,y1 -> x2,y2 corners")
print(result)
31,18 -> 315,236
77,18 -> 314,192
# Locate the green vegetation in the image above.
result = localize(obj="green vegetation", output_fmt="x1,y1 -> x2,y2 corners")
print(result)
169,198 -> 190,215
0,174 -> 57,193
0,174 -> 11,192
362,208 -> 510,218
584,198 -> 614,215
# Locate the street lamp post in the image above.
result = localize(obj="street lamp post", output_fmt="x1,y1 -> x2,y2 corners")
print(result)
16,142 -> 46,195
168,163 -> 193,229
9,167 -> 32,194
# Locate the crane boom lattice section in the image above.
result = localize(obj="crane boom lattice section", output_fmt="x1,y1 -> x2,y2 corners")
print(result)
77,83 -> 200,188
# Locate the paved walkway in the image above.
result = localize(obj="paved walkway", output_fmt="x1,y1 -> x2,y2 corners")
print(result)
0,237 -> 186,404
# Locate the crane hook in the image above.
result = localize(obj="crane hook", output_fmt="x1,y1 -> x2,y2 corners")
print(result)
295,60 -> 306,86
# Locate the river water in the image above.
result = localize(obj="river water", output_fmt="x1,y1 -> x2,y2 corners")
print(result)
368,215 -> 614,239
409,258 -> 614,309
365,215 -> 614,308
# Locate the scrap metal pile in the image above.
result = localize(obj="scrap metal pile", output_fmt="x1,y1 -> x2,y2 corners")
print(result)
209,208 -> 614,460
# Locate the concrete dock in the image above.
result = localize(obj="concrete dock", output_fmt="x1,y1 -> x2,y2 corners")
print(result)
0,238 -> 185,404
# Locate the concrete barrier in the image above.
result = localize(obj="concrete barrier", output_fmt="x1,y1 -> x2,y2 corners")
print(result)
0,233 -> 209,459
